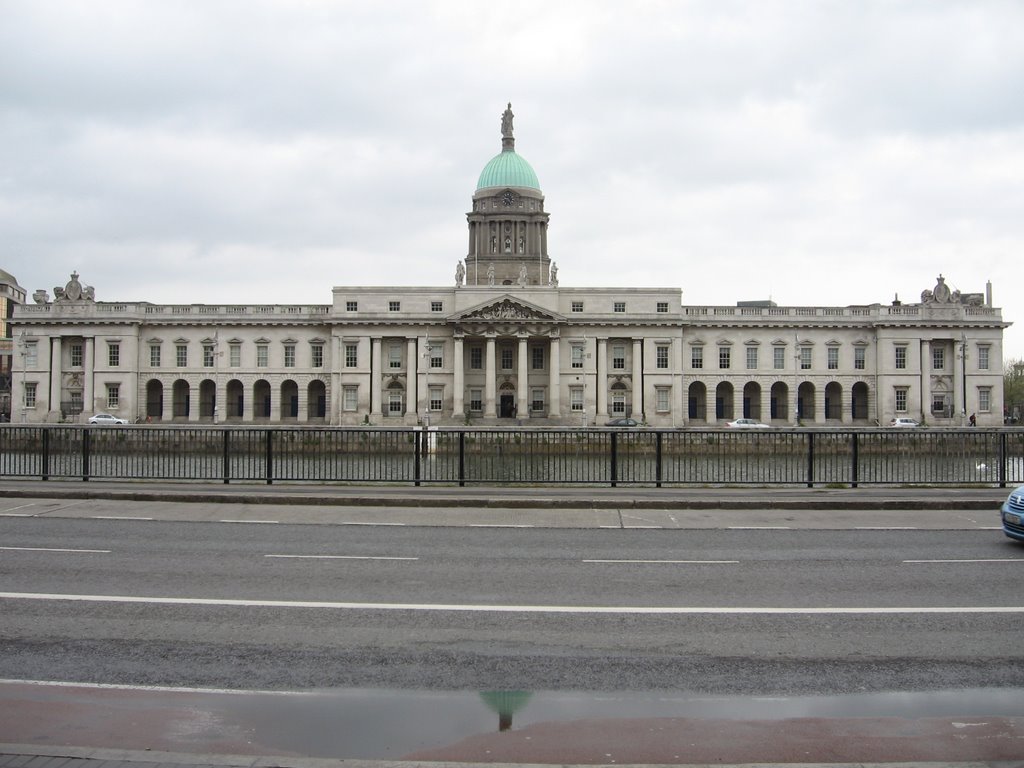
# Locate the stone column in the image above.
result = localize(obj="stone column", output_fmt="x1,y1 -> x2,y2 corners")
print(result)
407,338 -> 419,417
954,338 -> 965,423
814,386 -> 826,425
162,380 -> 173,422
370,337 -> 383,417
760,384 -> 772,424
517,335 -> 529,418
269,381 -> 280,423
242,379 -> 253,422
548,334 -> 561,417
484,334 -> 497,417
453,336 -> 465,418
47,338 -> 60,419
83,338 -> 95,417
920,339 -> 932,423
596,338 -> 608,419
632,339 -> 643,420
733,384 -> 744,422
296,384 -> 308,423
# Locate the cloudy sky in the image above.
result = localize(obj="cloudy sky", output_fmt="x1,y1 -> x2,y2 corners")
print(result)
2,1 -> 1022,360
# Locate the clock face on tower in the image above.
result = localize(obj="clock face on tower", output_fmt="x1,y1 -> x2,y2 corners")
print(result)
501,191 -> 516,206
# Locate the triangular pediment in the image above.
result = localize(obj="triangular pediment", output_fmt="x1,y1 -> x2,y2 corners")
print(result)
450,295 -> 565,324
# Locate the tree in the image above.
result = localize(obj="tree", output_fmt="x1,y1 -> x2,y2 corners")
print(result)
1005,358 -> 1024,423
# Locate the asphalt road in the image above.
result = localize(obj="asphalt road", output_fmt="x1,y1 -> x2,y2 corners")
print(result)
2,511 -> 1023,694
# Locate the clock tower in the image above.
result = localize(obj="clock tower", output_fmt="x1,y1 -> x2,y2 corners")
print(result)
465,104 -> 551,287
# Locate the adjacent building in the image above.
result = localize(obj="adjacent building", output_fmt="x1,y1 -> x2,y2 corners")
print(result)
8,107 -> 1009,427
1,268 -> 27,421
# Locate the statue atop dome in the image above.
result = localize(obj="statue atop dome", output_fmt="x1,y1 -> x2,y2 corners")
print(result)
501,103 -> 514,139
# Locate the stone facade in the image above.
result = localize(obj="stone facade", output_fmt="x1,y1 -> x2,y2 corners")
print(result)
8,109 -> 1009,427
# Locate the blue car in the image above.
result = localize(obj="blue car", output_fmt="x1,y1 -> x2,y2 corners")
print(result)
1002,486 -> 1024,542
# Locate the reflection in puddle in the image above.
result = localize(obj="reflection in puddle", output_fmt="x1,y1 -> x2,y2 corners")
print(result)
234,687 -> 1024,758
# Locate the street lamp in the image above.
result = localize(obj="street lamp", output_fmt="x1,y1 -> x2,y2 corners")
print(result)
422,340 -> 433,428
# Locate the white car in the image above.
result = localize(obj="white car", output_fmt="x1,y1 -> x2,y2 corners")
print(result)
88,413 -> 128,425
726,418 -> 771,428
888,417 -> 921,428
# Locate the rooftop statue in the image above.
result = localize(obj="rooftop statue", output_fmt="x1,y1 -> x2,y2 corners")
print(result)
501,103 -> 514,139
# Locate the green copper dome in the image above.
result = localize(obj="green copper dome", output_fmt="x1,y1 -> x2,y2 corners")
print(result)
476,149 -> 540,191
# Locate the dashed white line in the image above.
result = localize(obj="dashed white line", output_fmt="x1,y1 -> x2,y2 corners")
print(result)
469,524 -> 534,528
728,526 -> 791,530
903,558 -> 1024,564
1,503 -> 41,514
264,554 -> 418,561
339,522 -> 406,527
0,514 -> 33,518
0,546 -> 111,554
91,516 -> 153,521
856,526 -> 917,530
583,559 -> 739,564
220,519 -> 279,524
1,592 -> 1022,615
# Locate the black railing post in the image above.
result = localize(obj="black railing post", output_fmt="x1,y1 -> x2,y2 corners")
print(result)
999,431 -> 1007,489
414,428 -> 422,487
806,431 -> 815,488
41,428 -> 50,481
459,431 -> 466,487
82,428 -> 91,482
265,429 -> 273,485
222,428 -> 230,484
656,431 -> 663,488
851,431 -> 859,488
610,431 -> 618,488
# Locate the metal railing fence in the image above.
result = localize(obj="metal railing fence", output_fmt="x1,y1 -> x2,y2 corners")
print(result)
1,425 -> 1022,488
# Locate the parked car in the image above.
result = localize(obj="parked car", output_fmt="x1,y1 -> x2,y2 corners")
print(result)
605,418 -> 639,427
1001,485 -> 1024,542
725,418 -> 770,428
888,417 -> 921,428
88,413 -> 128,425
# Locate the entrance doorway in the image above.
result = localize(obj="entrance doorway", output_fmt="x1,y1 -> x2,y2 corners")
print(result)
500,394 -> 515,418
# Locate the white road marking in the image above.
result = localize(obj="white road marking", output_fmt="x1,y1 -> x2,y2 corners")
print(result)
91,516 -> 153,521
264,554 -> 418,561
0,546 -> 111,554
903,558 -> 1024,564
583,559 -> 739,564
469,524 -> 534,528
0,514 -> 33,517
624,525 -> 662,529
855,526 -> 917,530
1,592 -> 1021,615
0,679 -> 321,697
728,526 -> 791,530
220,519 -> 279,524
1,503 -> 41,514
339,522 -> 406,526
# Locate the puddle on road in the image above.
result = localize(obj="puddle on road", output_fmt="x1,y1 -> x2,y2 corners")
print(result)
227,687 -> 1024,759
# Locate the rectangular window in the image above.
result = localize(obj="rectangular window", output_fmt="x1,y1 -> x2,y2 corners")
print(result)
345,344 -> 358,368
719,347 -> 731,369
470,389 -> 483,413
800,348 -> 812,370
932,347 -> 944,370
428,386 -> 442,412
895,346 -> 907,369
657,345 -> 669,369
24,382 -> 36,408
106,383 -> 119,409
570,387 -> 584,411
343,386 -> 358,411
746,347 -> 758,370
614,301 -> 626,313
176,344 -> 188,367
691,346 -> 703,369
470,347 -> 483,370
71,343 -> 83,367
895,387 -> 908,412
571,301 -> 583,313
979,387 -> 991,413
388,301 -> 401,312
256,345 -> 268,368
387,392 -> 403,414
284,344 -> 295,368
346,301 -> 358,312
24,343 -> 38,367
501,348 -> 513,370
203,345 -> 215,367
431,301 -> 443,312
150,345 -> 161,368
230,344 -> 241,367
978,346 -> 990,370
612,344 -> 626,370
827,347 -> 839,370
774,347 -> 786,370
854,347 -> 866,370
311,344 -> 324,368
656,387 -> 669,412
531,388 -> 545,412
932,395 -> 946,414
430,345 -> 443,369
388,344 -> 402,369
532,346 -> 544,370
107,342 -> 120,367
571,344 -> 584,369
657,302 -> 669,313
